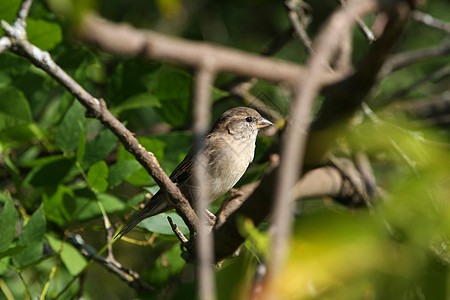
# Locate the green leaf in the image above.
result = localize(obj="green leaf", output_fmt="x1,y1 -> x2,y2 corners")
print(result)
0,87 -> 32,131
55,101 -> 86,153
110,93 -> 160,115
0,195 -> 17,252
42,185 -> 73,225
0,0 -> 21,34
143,244 -> 186,288
26,19 -> 63,51
64,188 -> 125,221
116,132 -> 191,187
153,70 -> 192,127
76,127 -> 86,164
13,205 -> 46,268
24,156 -> 75,187
0,245 -> 27,260
107,160 -> 141,189
139,211 -> 189,236
117,137 -> 166,186
106,59 -> 160,106
47,235 -> 87,276
81,129 -> 117,168
87,161 -> 109,192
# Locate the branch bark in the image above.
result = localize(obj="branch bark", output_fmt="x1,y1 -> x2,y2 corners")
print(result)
78,14 -> 342,89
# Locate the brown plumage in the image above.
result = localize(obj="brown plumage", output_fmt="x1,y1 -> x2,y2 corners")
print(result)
116,107 -> 272,238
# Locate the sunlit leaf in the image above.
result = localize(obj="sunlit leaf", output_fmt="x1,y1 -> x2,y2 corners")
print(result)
27,19 -> 62,51
107,160 -> 141,189
47,234 -> 87,276
87,161 -> 109,192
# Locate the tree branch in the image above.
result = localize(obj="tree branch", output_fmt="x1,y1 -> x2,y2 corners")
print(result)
1,8 -> 199,233
382,42 -> 450,77
78,14 -> 342,88
192,66 -> 216,299
69,234 -> 154,291
412,10 -> 450,33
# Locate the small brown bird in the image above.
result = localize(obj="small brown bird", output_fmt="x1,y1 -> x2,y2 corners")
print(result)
116,107 -> 272,238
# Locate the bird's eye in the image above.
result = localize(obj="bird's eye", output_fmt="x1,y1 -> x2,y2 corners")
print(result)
245,116 -> 253,122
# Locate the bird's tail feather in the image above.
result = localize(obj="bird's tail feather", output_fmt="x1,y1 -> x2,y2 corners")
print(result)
115,196 -> 168,239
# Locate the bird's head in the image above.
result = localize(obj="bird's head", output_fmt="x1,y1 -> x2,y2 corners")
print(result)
212,107 -> 273,140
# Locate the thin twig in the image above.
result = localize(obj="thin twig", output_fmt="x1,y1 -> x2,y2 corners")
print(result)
0,37 -> 11,53
412,10 -> 450,34
70,234 -> 154,291
168,216 -> 189,244
380,64 -> 450,104
382,42 -> 450,76
337,0 -> 376,43
285,0 -> 315,55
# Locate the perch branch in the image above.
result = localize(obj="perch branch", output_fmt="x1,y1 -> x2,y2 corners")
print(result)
0,4 -> 199,233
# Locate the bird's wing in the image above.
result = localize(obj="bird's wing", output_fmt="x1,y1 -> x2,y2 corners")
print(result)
115,191 -> 169,239
169,135 -> 215,184
169,148 -> 195,184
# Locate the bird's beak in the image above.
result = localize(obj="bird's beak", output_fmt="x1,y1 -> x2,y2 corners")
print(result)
256,118 -> 273,129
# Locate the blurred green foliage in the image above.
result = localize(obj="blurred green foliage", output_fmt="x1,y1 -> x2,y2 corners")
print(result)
0,0 -> 449,299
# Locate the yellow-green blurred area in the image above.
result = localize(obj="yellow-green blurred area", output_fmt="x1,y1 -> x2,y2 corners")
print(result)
1,0 -> 450,299
227,117 -> 450,300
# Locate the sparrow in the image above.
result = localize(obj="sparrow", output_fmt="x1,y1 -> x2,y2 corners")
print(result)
116,107 -> 273,238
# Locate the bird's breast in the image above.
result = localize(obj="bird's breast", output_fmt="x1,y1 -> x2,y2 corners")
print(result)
206,138 -> 255,200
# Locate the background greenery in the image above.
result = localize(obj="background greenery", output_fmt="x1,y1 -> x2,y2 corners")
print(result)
0,0 -> 449,299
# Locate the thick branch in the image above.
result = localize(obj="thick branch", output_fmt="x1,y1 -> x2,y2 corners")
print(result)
78,14 -> 341,88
